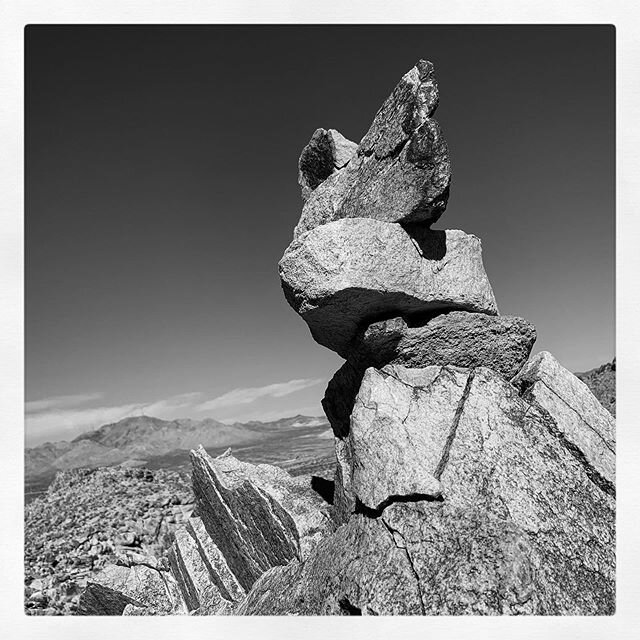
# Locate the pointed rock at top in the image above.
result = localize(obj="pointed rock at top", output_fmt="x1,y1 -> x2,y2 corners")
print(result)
359,59 -> 440,159
292,60 -> 451,238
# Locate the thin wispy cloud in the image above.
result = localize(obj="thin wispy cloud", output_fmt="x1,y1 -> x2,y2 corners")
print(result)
25,392 -> 104,414
25,392 -> 202,446
195,378 -> 324,412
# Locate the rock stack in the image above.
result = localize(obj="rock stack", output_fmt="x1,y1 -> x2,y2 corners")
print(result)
78,60 -> 615,616
269,60 -> 615,614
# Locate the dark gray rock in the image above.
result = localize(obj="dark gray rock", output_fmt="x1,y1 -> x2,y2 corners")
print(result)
293,61 -> 450,238
348,311 -> 536,379
280,220 -> 498,357
298,128 -> 358,201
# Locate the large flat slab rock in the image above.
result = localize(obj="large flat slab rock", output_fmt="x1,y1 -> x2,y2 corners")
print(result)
280,220 -> 498,356
512,351 -> 615,489
348,311 -> 536,378
294,60 -> 450,237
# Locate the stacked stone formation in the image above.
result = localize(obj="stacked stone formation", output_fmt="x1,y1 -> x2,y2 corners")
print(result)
272,60 -> 615,614
78,60 -> 615,617
279,59 -> 533,520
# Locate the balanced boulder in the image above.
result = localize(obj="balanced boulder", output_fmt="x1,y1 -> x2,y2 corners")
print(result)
298,128 -> 358,202
280,220 -> 498,356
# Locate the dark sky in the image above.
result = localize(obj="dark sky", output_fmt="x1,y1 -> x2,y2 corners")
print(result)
25,25 -> 615,444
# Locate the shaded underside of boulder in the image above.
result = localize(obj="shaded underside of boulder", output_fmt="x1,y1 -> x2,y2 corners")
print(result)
280,220 -> 498,356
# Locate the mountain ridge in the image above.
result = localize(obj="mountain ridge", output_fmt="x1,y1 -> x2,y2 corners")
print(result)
25,413 -> 330,488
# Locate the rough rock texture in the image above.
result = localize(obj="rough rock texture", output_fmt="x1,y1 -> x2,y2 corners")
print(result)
513,351 -> 615,490
298,128 -> 358,201
344,365 -> 467,514
25,466 -> 193,615
188,447 -> 334,595
78,563 -> 186,615
238,366 -> 615,615
76,449 -> 334,615
348,311 -> 536,378
169,526 -> 237,614
576,359 -> 616,416
294,60 -> 450,238
280,220 -> 498,356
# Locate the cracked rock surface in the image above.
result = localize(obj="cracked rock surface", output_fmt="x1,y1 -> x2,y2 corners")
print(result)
238,365 -> 615,615
280,221 -> 498,356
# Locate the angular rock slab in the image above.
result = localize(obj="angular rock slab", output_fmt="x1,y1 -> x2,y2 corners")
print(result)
280,219 -> 498,356
190,447 -> 333,593
512,351 -> 615,490
298,128 -> 358,201
169,524 -> 238,614
294,60 -> 450,238
348,311 -> 536,379
238,365 -> 615,615
78,564 -> 187,615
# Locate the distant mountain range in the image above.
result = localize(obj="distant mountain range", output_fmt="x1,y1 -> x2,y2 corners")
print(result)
576,358 -> 616,417
25,414 -> 332,498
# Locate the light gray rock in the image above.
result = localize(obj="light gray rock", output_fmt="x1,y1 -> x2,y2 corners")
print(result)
293,61 -> 450,238
190,447 -> 333,592
346,365 -> 467,513
169,527 -> 234,614
348,311 -> 536,379
238,365 -> 615,616
280,220 -> 498,356
298,128 -> 358,201
184,516 -> 246,603
512,351 -> 615,490
78,564 -> 186,615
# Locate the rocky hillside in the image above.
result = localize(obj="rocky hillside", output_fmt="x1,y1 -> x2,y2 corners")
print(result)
24,415 -> 335,615
577,358 -> 616,416
25,465 -> 194,615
